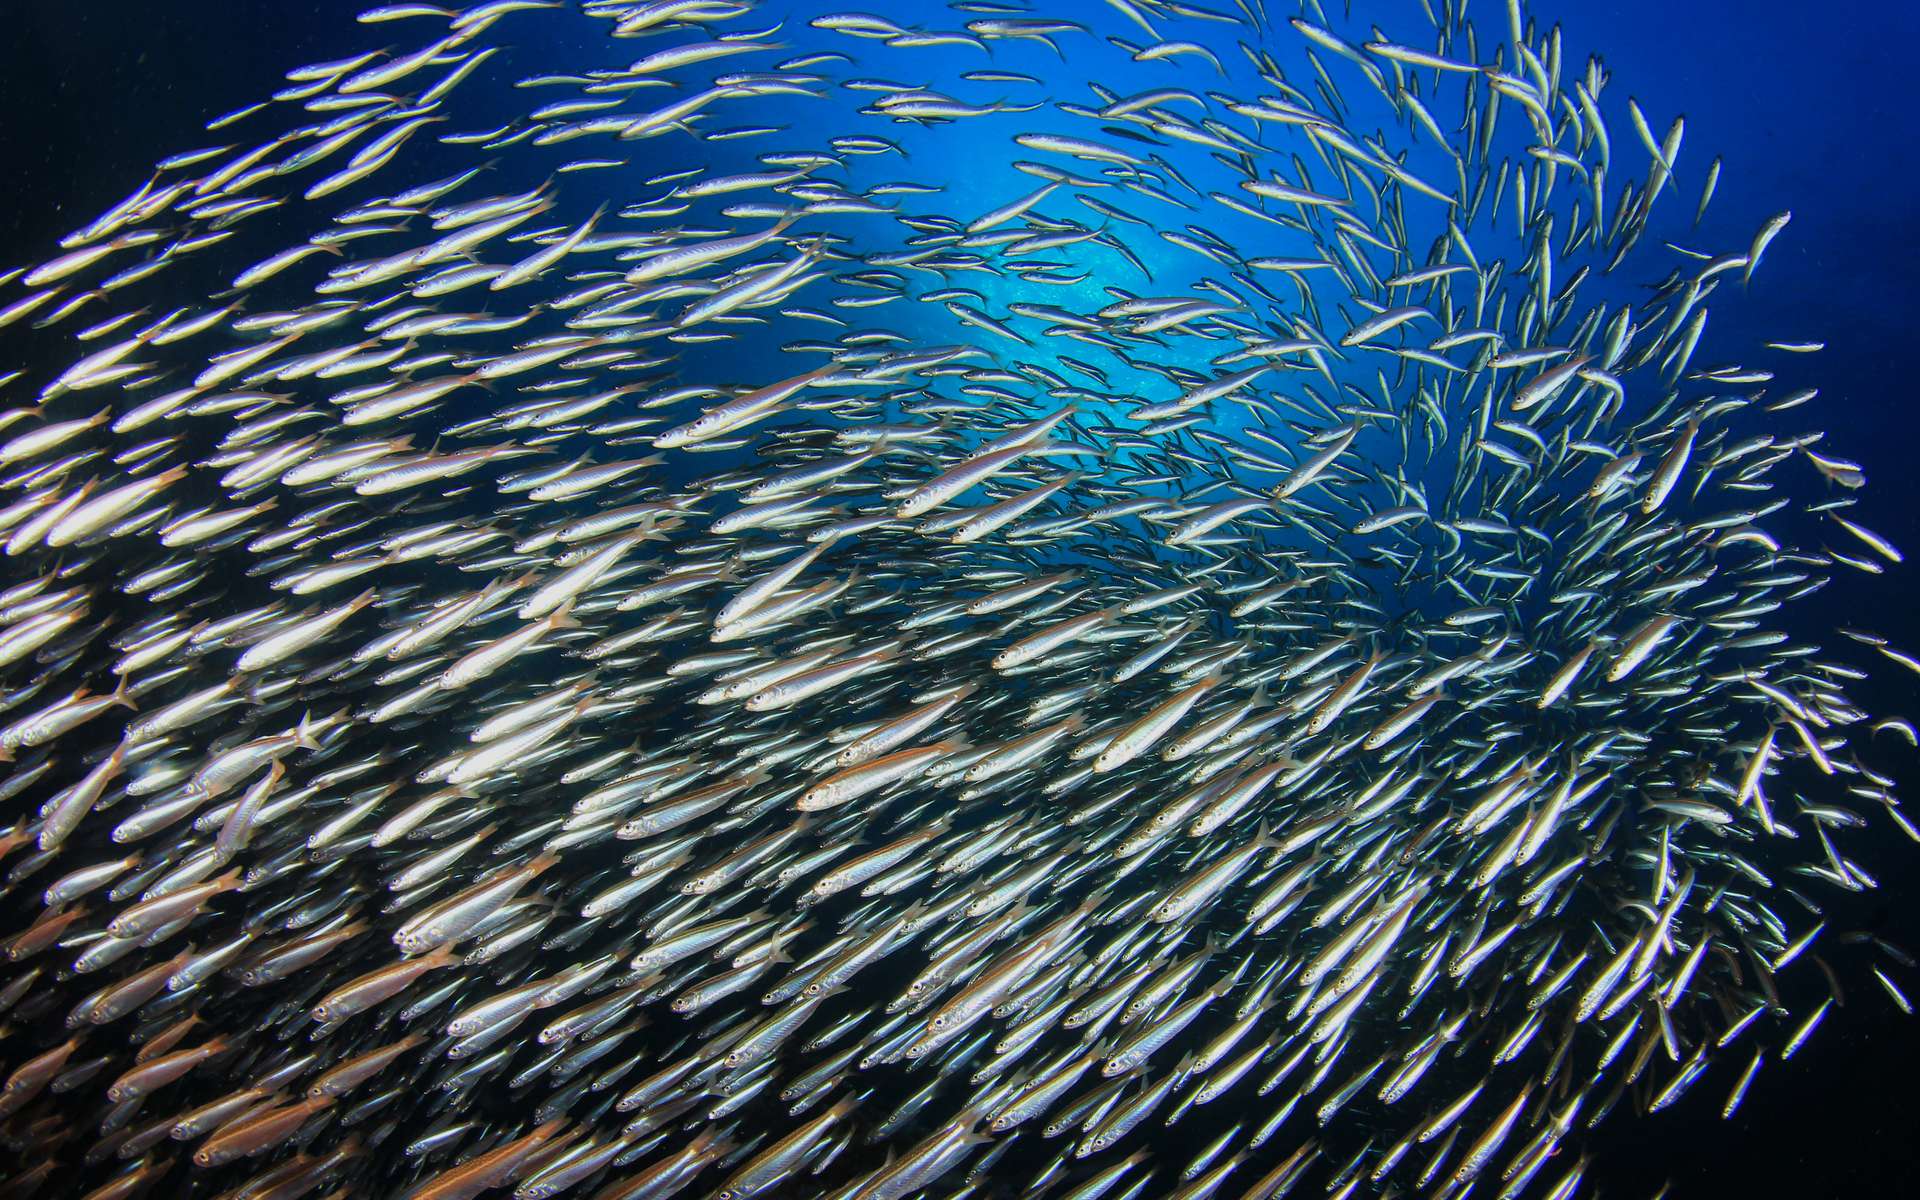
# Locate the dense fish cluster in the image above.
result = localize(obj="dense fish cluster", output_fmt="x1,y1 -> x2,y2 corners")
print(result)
0,0 -> 1912,1197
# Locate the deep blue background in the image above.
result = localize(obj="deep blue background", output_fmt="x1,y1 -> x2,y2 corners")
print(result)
0,2 -> 1915,1196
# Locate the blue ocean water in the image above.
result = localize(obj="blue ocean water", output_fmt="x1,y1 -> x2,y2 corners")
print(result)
0,1 -> 1915,1195
8,0 -> 1916,521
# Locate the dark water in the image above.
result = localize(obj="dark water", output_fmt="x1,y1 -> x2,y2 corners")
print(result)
0,2 -> 1917,1197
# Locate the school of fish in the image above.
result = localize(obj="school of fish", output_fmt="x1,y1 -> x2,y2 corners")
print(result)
0,0 -> 1911,1197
